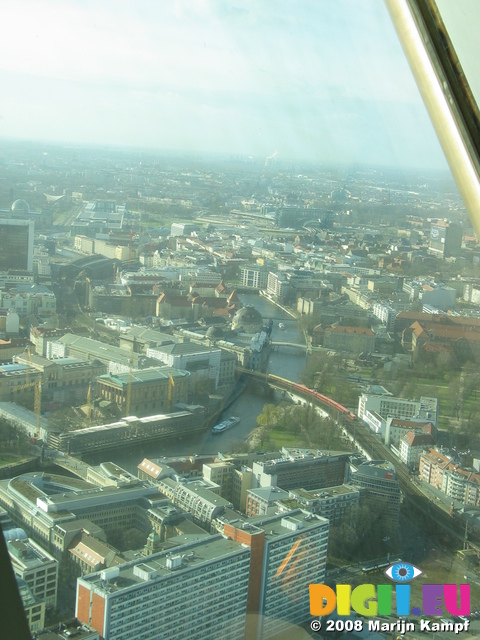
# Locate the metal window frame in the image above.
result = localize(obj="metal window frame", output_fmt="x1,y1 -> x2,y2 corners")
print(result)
385,0 -> 480,239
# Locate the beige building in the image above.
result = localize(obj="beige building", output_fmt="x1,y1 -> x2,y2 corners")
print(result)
8,537 -> 58,607
17,578 -> 46,634
96,366 -> 190,416
11,351 -> 107,407
323,325 -> 375,355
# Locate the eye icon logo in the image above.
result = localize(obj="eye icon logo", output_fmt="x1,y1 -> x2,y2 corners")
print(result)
384,562 -> 423,583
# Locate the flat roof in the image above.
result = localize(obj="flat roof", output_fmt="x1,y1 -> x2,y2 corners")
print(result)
97,366 -> 189,388
80,535 -> 248,593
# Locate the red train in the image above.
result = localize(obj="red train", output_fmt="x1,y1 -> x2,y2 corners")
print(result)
268,374 -> 356,421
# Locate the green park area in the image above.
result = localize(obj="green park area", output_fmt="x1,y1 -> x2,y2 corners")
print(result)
0,453 -> 23,467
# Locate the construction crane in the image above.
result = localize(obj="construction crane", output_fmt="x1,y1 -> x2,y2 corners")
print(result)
85,276 -> 90,309
11,377 -> 43,438
125,347 -> 135,417
33,379 -> 42,436
11,375 -> 40,411
86,383 -> 93,422
25,347 -> 32,388
168,372 -> 175,412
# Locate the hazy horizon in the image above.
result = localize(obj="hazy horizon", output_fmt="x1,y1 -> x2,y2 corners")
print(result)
0,1 -> 449,170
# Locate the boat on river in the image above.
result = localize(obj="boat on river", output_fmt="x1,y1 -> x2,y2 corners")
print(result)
212,416 -> 241,434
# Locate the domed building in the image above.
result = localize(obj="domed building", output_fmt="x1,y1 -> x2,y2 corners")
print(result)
11,199 -> 30,215
231,305 -> 264,333
206,325 -> 225,341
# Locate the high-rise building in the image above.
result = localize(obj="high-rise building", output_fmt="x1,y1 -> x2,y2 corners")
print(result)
223,510 -> 329,639
75,509 -> 329,640
76,535 -> 251,640
0,219 -> 34,272
429,220 -> 463,258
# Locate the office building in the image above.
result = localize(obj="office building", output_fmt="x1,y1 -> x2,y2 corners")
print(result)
282,484 -> 365,526
46,409 -> 204,454
223,510 -> 329,639
358,393 -> 438,437
76,535 -> 251,640
252,449 -> 349,491
16,577 -> 46,634
246,486 -> 289,517
429,220 -> 463,258
157,477 -> 233,528
0,219 -> 34,272
0,471 -> 159,551
7,536 -> 58,607
350,460 -> 401,531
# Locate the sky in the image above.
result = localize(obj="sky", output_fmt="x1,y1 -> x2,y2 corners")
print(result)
0,0 -> 449,168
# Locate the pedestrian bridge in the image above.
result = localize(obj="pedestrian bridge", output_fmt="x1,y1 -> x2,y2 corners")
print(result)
270,341 -> 323,353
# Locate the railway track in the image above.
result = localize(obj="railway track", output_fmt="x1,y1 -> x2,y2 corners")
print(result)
238,368 -> 480,551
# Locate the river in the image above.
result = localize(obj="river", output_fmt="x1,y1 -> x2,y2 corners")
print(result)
85,292 -> 310,472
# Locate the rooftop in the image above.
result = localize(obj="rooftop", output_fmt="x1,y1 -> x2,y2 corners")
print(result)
97,366 -> 190,388
80,534 -> 248,593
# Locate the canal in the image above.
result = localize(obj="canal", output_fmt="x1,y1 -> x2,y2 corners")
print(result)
86,292 -> 310,472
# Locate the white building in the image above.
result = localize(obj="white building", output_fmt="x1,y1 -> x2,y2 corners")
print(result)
147,340 -> 222,388
0,291 -> 56,318
267,271 -> 290,300
241,265 -> 269,289
399,431 -> 435,470
385,417 -> 436,447
372,303 -> 397,331
358,393 -> 438,435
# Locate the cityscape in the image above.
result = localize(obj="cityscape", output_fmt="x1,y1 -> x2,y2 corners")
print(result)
0,139 -> 478,640
1,1 -> 480,639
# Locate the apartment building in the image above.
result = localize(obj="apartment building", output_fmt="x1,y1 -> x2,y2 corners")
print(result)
419,448 -> 480,506
385,417 -> 436,447
399,431 -> 435,470
267,271 -> 290,300
241,265 -> 269,289
0,290 -> 56,318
